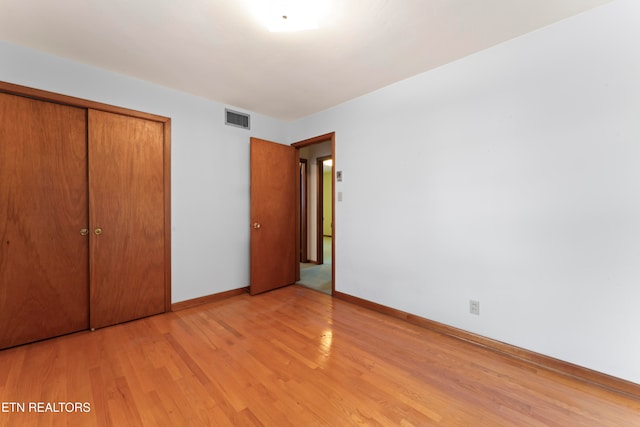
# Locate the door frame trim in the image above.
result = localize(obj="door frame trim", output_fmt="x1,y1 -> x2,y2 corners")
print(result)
292,132 -> 335,295
0,80 -> 172,313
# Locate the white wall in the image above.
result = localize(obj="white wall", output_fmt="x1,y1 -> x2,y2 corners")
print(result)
288,0 -> 640,384
0,41 -> 288,303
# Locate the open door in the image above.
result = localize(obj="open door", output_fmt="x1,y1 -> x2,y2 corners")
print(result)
250,138 -> 298,295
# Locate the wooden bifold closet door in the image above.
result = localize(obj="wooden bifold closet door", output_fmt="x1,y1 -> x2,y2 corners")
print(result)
88,110 -> 166,330
0,93 -> 89,349
0,90 -> 168,349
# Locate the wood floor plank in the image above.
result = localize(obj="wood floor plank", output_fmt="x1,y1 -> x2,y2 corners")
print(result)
0,285 -> 638,426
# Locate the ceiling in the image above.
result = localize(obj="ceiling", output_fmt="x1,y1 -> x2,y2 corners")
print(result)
0,0 -> 614,120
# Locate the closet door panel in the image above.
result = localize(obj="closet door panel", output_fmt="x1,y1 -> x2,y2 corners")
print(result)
88,109 -> 165,329
0,93 -> 89,349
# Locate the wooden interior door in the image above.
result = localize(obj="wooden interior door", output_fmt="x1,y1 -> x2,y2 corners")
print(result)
88,109 -> 166,329
0,93 -> 89,349
250,138 -> 298,295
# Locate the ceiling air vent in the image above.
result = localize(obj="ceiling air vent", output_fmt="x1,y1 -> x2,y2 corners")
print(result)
225,108 -> 250,130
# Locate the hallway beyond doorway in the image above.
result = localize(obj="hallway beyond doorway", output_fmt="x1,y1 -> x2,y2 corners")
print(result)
298,236 -> 331,295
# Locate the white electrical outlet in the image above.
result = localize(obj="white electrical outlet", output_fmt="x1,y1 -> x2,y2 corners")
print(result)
470,300 -> 480,315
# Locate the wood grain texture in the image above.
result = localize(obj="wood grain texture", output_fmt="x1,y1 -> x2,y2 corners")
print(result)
0,285 -> 637,426
290,132 -> 335,149
0,81 -> 170,123
162,120 -> 172,313
0,92 -> 89,349
250,138 -> 297,295
88,109 -> 166,329
0,82 -> 171,342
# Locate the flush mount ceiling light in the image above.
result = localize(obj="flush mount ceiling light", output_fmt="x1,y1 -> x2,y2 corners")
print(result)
247,0 -> 331,32
270,13 -> 318,32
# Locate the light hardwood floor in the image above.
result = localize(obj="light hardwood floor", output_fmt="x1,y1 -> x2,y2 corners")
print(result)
0,285 -> 638,426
